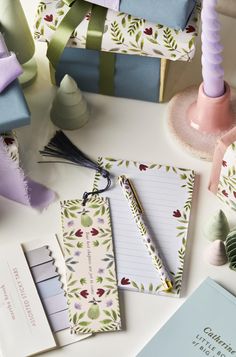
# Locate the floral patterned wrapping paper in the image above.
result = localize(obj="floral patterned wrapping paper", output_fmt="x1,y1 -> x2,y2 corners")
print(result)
61,196 -> 122,334
35,0 -> 201,62
211,141 -> 236,212
1,132 -> 19,164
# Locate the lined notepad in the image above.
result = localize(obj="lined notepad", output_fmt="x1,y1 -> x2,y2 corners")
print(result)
93,158 -> 195,297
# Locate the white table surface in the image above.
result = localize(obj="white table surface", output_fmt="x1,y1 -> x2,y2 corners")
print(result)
1,2 -> 236,357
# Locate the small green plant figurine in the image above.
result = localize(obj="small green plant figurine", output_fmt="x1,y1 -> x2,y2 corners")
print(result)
50,74 -> 90,130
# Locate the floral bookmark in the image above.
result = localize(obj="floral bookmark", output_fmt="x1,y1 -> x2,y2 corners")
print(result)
61,196 -> 122,334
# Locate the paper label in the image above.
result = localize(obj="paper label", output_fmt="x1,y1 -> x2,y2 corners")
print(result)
61,196 -> 122,334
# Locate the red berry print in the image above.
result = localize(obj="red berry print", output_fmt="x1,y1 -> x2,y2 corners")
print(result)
121,277 -> 130,285
75,229 -> 83,237
91,228 -> 99,236
80,290 -> 89,299
186,25 -> 195,33
144,27 -> 153,35
173,210 -> 181,218
96,288 -> 105,297
222,190 -> 228,197
139,164 -> 148,171
44,14 -> 53,22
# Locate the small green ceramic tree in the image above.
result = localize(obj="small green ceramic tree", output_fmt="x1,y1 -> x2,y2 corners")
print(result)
51,75 -> 89,130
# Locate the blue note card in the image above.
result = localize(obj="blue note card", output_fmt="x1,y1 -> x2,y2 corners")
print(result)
137,278 -> 236,357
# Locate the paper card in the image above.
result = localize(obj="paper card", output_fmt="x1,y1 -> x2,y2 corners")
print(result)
35,0 -> 200,62
61,196 -> 122,334
0,244 -> 56,357
93,157 -> 195,297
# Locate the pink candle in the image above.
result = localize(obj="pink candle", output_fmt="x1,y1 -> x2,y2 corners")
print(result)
201,0 -> 225,98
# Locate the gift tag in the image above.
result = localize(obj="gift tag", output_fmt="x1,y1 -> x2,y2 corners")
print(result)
61,196 -> 122,334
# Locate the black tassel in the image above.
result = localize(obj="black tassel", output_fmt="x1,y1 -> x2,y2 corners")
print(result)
39,131 -> 111,204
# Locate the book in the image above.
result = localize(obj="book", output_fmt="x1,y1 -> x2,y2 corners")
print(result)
137,278 -> 236,357
93,157 -> 195,297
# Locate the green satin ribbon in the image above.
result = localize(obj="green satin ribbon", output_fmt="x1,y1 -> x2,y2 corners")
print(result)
86,5 -> 107,50
47,0 -> 91,68
48,0 -> 115,95
86,5 -> 115,95
99,52 -> 115,95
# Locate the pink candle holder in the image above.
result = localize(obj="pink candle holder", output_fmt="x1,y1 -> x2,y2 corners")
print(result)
188,82 -> 234,133
167,83 -> 236,161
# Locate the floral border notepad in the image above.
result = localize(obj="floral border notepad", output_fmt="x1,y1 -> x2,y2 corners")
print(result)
93,158 -> 195,297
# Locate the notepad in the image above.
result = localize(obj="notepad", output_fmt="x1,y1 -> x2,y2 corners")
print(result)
93,158 -> 195,297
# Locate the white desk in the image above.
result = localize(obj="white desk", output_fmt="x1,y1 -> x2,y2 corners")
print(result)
1,2 -> 236,356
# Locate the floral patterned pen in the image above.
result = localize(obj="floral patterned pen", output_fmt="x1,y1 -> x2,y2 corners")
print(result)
118,175 -> 173,292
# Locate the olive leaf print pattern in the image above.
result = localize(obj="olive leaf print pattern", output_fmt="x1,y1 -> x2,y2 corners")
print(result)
93,158 -> 195,297
34,0 -> 200,61
217,142 -> 236,211
61,196 -> 121,333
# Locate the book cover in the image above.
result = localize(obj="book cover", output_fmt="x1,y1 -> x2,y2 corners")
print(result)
137,278 -> 236,357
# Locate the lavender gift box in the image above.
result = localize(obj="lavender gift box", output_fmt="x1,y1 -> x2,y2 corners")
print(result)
0,79 -> 30,132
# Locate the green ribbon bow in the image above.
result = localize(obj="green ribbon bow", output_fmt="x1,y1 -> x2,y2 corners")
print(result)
47,0 -> 115,95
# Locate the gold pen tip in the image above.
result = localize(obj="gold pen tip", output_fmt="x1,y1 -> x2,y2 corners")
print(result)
163,280 -> 173,292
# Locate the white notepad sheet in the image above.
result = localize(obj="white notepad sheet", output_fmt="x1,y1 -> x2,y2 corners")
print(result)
93,158 -> 195,297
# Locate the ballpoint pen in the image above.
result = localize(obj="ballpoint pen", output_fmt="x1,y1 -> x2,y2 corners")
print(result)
118,174 -> 173,292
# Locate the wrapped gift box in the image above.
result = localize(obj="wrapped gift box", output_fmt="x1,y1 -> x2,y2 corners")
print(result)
209,127 -> 236,212
0,80 -> 30,132
53,48 -> 168,102
35,0 -> 200,63
85,0 -> 196,29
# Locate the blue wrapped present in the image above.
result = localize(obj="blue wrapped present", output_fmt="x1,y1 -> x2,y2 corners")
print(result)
54,48 -> 167,103
119,0 -> 196,29
0,80 -> 30,132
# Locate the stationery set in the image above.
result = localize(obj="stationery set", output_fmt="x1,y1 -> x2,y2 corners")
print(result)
1,0 -> 236,356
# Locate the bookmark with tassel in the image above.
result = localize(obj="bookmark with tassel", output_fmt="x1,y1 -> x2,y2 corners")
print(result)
40,131 -> 121,334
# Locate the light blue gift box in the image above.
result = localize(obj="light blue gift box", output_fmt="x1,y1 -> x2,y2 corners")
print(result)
0,80 -> 30,132
120,0 -> 196,29
55,48 -> 167,103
